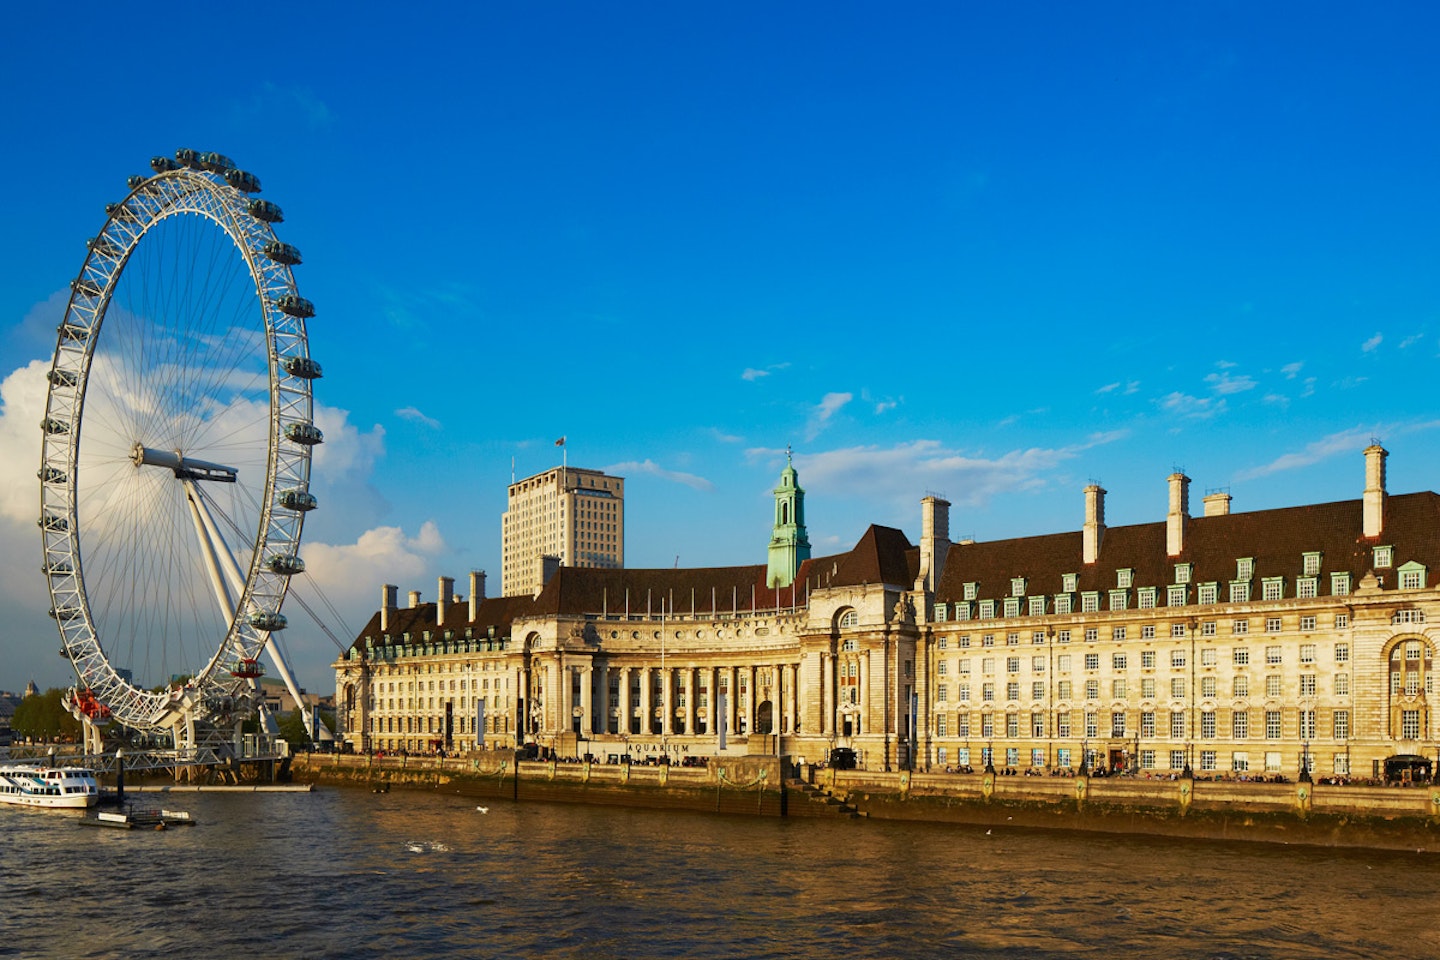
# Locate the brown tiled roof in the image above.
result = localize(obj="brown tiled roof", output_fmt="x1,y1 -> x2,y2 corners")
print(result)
352,593 -> 541,646
936,491 -> 1440,603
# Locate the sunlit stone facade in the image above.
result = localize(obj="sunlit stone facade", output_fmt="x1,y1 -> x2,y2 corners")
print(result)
336,447 -> 1437,782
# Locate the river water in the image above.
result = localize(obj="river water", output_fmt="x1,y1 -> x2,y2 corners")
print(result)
1,789 -> 1436,959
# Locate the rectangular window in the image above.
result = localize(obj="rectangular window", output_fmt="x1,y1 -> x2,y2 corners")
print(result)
1054,595 -> 1072,615
1229,582 -> 1251,603
1057,629 -> 1071,644
1170,711 -> 1186,739
1171,678 -> 1186,698
1201,622 -> 1217,637
1201,711 -> 1216,739
1400,568 -> 1424,590
1007,632 -> 1020,646
1265,617 -> 1282,633
1085,679 -> 1100,700
1142,625 -> 1156,640
1266,646 -> 1282,665
1374,545 -> 1393,569
1233,647 -> 1250,666
1201,750 -> 1217,772
1299,643 -> 1316,664
1112,679 -> 1127,699
1032,631 -> 1046,645
1085,712 -> 1099,738
959,635 -> 972,648
1109,590 -> 1129,611
983,634 -> 995,647
1201,647 -> 1217,666
1028,596 -> 1046,616
1058,712 -> 1072,738
1171,650 -> 1186,668
1142,677 -> 1156,698
1300,615 -> 1317,631
1232,711 -> 1249,739
956,602 -> 972,621
935,604 -> 949,622
1201,676 -> 1216,698
1007,656 -> 1020,673
982,657 -> 996,674
959,683 -> 971,702
1032,713 -> 1045,737
982,683 -> 994,702
1303,552 -> 1322,576
1267,674 -> 1281,697
1084,653 -> 1100,670
1112,627 -> 1127,641
1198,583 -> 1218,605
1032,681 -> 1045,700
1139,588 -> 1157,609
1299,674 -> 1316,696
1232,620 -> 1249,635
1332,572 -> 1351,596
1175,563 -> 1192,584
1334,673 -> 1349,696
1142,650 -> 1156,669
1057,654 -> 1071,672
1237,558 -> 1254,580
1057,680 -> 1072,699
937,661 -> 949,676
1084,628 -> 1099,642
979,600 -> 995,619
936,685 -> 949,703
1299,710 -> 1317,740
1266,710 -> 1281,739
1032,655 -> 1045,672
1004,598 -> 1021,618
1170,749 -> 1186,770
1006,714 -> 1019,737
1168,585 -> 1187,607
1171,623 -> 1186,638
1113,653 -> 1128,670
1081,593 -> 1100,613
1007,681 -> 1020,701
1262,578 -> 1284,601
1141,711 -> 1156,737
1232,752 -> 1250,773
1111,711 -> 1127,737
1334,709 -> 1349,740
964,582 -> 978,601
1297,578 -> 1318,600
1062,573 -> 1078,593
1011,577 -> 1026,597
1334,642 -> 1349,664
1402,710 -> 1421,740
982,715 -> 994,738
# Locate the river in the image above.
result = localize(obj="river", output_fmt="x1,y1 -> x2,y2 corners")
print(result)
1,788 -> 1436,959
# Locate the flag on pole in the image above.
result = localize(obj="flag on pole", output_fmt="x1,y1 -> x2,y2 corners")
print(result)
555,436 -> 566,446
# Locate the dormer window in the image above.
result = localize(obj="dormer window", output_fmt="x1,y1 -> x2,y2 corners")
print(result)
934,603 -> 949,622
1010,577 -> 1026,597
963,582 -> 979,601
1229,582 -> 1251,603
1062,573 -> 1078,593
1374,546 -> 1393,569
1028,596 -> 1046,617
1117,568 -> 1134,589
978,599 -> 995,619
1174,563 -> 1192,585
1302,552 -> 1322,576
1398,562 -> 1426,591
1003,598 -> 1021,618
1108,589 -> 1128,611
1081,592 -> 1100,613
1237,558 -> 1254,580
1262,577 -> 1284,601
1331,572 -> 1351,596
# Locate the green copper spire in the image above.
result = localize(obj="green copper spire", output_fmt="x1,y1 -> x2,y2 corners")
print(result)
767,446 -> 811,588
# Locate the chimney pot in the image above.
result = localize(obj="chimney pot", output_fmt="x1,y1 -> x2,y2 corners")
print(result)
437,576 -> 454,627
1363,444 -> 1387,538
408,590 -> 421,609
381,584 -> 397,631
1083,485 -> 1106,564
1202,492 -> 1231,517
1166,473 -> 1190,557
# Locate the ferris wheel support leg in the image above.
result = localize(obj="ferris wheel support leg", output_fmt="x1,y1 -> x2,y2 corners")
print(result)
187,483 -> 313,737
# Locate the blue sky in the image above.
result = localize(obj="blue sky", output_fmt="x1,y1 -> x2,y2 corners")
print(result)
3,3 -> 1439,693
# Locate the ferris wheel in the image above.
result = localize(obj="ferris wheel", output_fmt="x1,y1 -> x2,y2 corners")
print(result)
39,149 -> 322,746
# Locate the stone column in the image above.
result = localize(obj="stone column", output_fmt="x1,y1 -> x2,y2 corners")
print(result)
580,663 -> 593,739
639,666 -> 652,738
618,667 -> 632,737
860,652 -> 870,737
822,653 -> 835,737
787,663 -> 798,735
682,667 -> 694,735
726,666 -> 738,736
661,667 -> 672,737
746,665 -> 758,734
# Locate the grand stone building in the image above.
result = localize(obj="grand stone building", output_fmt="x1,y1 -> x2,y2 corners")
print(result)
501,466 -> 624,597
335,446 -> 1437,781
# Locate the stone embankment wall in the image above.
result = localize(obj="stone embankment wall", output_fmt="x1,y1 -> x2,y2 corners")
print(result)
289,754 -> 1440,851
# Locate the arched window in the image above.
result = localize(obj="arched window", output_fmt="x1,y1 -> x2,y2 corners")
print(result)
1387,637 -> 1433,740
837,608 -> 858,630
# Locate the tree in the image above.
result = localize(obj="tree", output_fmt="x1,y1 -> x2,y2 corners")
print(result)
10,688 -> 82,742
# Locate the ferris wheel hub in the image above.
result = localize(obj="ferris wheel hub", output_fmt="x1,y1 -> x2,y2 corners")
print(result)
130,443 -> 238,483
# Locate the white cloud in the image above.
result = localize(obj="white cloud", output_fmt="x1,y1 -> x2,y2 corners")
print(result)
1362,333 -> 1383,353
396,406 -> 441,430
708,428 -> 743,444
1400,333 -> 1424,349
805,391 -> 853,439
1095,382 -> 1120,395
1236,426 -> 1376,480
741,362 -> 790,382
1214,359 -> 1237,369
874,400 -> 898,414
1204,370 -> 1256,395
606,459 -> 714,491
1158,391 -> 1225,420
1281,362 -> 1304,379
753,432 -> 1127,511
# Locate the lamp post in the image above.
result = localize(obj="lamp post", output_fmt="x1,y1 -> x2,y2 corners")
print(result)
985,738 -> 995,775
1079,736 -> 1089,776
1301,739 -> 1313,783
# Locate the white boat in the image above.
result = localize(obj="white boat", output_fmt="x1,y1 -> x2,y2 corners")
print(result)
0,764 -> 100,809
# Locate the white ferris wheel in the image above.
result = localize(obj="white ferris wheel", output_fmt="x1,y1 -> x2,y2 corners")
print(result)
39,149 -> 323,753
